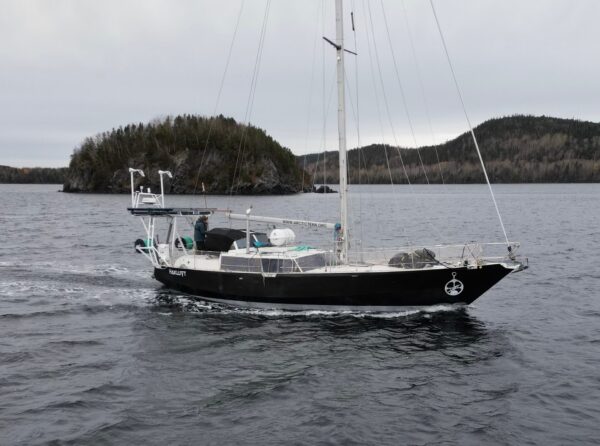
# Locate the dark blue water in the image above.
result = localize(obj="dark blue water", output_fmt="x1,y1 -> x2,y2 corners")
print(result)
1,184 -> 599,445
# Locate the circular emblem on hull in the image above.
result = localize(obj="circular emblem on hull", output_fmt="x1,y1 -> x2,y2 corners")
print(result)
445,272 -> 464,296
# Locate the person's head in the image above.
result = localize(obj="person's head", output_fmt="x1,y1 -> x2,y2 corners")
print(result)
202,215 -> 208,222
334,223 -> 341,231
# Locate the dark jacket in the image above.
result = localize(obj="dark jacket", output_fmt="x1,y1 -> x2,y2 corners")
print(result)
194,219 -> 207,242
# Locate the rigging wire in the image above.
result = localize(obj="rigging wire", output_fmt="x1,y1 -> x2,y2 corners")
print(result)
312,65 -> 338,188
362,0 -> 395,187
429,0 -> 511,246
400,0 -> 445,184
378,0 -> 430,185
301,1 -> 323,192
229,0 -> 272,201
364,0 -> 445,243
236,0 -> 272,193
361,0 -> 411,243
193,0 -> 245,196
350,1 -> 365,256
344,66 -> 375,250
321,0 -> 328,188
365,0 -> 413,187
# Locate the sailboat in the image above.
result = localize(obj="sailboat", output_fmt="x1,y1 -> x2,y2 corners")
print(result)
128,0 -> 526,310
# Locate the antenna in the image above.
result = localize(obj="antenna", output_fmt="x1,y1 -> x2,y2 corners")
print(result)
157,170 -> 173,207
129,168 -> 145,207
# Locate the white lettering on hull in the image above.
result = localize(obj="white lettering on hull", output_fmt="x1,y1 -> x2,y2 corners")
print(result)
168,269 -> 186,278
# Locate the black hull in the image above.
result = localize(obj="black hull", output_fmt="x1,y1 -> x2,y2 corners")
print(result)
153,264 -> 513,309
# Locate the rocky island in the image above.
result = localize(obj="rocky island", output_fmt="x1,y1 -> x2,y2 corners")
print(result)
63,115 -> 306,194
0,166 -> 67,184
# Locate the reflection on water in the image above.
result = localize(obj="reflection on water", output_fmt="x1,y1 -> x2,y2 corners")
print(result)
151,290 -> 492,358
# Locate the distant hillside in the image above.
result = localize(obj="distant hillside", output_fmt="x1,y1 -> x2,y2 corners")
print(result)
0,166 -> 67,184
63,114 -> 305,194
299,115 -> 600,183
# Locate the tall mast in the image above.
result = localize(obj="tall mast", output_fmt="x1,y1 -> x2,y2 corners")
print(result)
335,0 -> 349,261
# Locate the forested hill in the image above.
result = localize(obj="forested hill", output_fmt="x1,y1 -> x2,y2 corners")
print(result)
299,115 -> 600,184
63,115 -> 304,194
0,166 -> 67,184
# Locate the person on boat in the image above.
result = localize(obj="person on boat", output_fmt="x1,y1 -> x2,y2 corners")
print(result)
333,223 -> 343,258
194,215 -> 208,252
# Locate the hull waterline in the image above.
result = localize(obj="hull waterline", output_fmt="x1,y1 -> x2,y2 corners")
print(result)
153,264 -> 514,310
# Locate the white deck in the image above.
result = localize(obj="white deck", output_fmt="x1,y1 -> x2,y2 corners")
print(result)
169,246 -> 518,275
223,247 -> 325,258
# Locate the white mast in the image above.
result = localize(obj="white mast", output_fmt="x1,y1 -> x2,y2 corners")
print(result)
335,0 -> 349,261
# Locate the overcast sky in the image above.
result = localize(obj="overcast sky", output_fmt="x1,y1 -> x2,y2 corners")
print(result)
2,0 -> 599,167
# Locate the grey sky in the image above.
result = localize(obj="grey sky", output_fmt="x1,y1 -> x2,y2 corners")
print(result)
1,0 -> 599,167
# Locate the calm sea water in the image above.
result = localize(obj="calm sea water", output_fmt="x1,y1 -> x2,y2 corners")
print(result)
1,183 -> 599,445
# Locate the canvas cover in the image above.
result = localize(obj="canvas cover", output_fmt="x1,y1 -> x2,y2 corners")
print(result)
204,228 -> 246,252
388,248 -> 438,269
